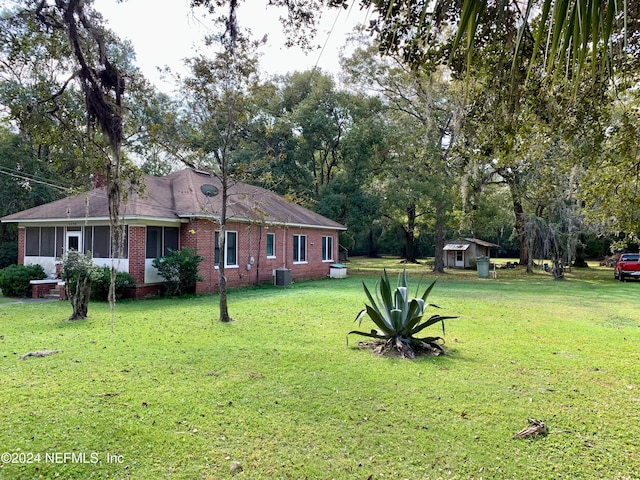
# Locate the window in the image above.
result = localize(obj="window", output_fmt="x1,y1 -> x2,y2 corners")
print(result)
293,234 -> 307,263
163,228 -> 179,256
146,226 -> 179,259
266,233 -> 275,258
322,236 -> 333,262
92,226 -> 110,258
214,231 -> 238,267
84,226 -> 129,258
25,227 -> 40,256
40,227 -> 56,257
24,226 -> 67,257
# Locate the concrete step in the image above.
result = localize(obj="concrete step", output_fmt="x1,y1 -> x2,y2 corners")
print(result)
44,286 -> 64,300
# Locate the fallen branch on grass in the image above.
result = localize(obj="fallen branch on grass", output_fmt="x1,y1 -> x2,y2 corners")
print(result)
19,350 -> 60,360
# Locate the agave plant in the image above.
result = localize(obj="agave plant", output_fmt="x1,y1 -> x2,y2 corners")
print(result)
349,269 -> 456,359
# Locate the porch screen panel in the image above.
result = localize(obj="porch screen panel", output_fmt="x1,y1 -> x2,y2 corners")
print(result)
163,227 -> 179,256
40,227 -> 55,256
84,228 -> 93,255
56,227 -> 64,257
146,226 -> 162,258
109,226 -> 129,259
120,226 -> 129,258
25,227 -> 39,256
93,226 -> 110,258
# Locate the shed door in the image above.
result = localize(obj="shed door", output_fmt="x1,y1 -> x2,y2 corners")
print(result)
455,250 -> 464,267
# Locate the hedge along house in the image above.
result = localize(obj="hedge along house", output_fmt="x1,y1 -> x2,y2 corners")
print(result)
1,168 -> 347,298
443,237 -> 500,269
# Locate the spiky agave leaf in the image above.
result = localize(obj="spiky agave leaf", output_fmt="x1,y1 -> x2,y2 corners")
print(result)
365,305 -> 394,336
390,308 -> 403,334
361,280 -> 393,332
420,279 -> 437,303
347,329 -> 389,341
404,298 -> 427,334
394,286 -> 409,329
379,269 -> 394,315
410,314 -> 457,337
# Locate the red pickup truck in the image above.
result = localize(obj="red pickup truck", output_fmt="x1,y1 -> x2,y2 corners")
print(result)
614,253 -> 640,281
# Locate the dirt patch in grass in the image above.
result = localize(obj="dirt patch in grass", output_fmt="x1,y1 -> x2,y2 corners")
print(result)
355,339 -> 446,359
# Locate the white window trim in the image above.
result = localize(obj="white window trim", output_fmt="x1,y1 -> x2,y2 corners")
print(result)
266,232 -> 276,259
293,234 -> 307,264
322,236 -> 334,263
215,230 -> 239,269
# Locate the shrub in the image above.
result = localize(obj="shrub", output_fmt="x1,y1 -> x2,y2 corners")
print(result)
90,266 -> 136,301
152,247 -> 204,296
349,269 -> 456,359
0,263 -> 47,297
467,257 -> 477,269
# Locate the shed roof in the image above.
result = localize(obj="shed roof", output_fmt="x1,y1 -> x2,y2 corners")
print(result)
443,238 -> 500,251
463,237 -> 500,248
443,243 -> 471,251
1,168 -> 346,231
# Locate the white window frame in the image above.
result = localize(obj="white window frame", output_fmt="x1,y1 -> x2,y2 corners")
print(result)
322,236 -> 333,262
293,234 -> 307,264
215,230 -> 239,269
266,232 -> 276,259
66,231 -> 83,254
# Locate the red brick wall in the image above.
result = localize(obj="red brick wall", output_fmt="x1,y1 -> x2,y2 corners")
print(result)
180,219 -> 199,250
17,227 -> 25,265
184,220 -> 338,292
131,283 -> 165,300
128,226 -> 146,285
192,218 -> 217,295
286,227 -> 335,281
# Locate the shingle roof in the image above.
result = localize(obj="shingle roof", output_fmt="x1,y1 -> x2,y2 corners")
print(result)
443,238 -> 500,250
1,169 -> 346,230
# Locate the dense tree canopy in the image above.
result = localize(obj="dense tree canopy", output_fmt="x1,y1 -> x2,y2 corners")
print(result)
3,0 -> 640,273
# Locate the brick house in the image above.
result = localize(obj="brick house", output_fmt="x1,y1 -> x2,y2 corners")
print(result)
1,168 -> 346,298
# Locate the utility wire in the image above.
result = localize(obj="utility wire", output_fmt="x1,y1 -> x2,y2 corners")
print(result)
0,166 -> 71,192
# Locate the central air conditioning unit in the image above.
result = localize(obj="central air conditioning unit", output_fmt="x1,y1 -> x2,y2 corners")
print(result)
274,268 -> 292,287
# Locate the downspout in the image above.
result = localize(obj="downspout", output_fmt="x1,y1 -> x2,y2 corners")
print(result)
256,225 -> 262,285
283,224 -> 288,269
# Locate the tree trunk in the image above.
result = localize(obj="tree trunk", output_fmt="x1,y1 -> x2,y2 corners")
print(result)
368,228 -> 379,257
67,277 -> 92,320
551,258 -> 565,280
433,203 -> 446,273
218,176 -> 232,323
502,170 -> 528,268
404,203 -> 418,263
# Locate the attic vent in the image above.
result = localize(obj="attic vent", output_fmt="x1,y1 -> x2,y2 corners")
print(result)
200,184 -> 219,197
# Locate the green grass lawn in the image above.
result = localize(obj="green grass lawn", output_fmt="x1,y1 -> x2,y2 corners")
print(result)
1,259 -> 639,479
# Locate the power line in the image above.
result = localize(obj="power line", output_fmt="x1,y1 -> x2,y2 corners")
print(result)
0,166 -> 71,192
